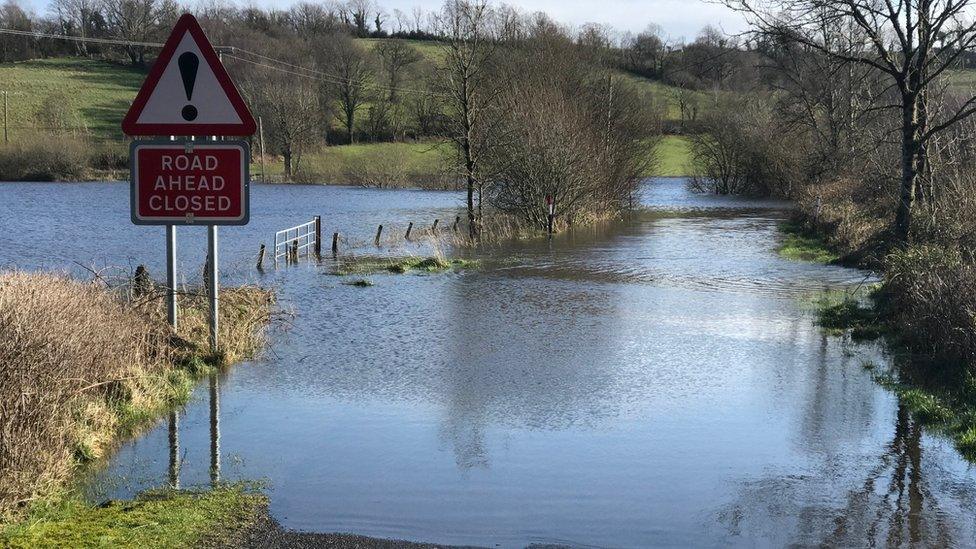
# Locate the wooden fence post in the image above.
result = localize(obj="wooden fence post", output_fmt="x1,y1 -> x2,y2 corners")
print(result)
313,216 -> 322,256
375,225 -> 384,246
256,244 -> 266,270
134,265 -> 151,297
405,222 -> 413,240
453,216 -> 460,232
432,219 -> 439,234
332,232 -> 339,257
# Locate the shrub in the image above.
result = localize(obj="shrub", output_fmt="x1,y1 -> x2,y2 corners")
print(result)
689,96 -> 804,198
0,136 -> 90,181
34,92 -> 86,135
89,142 -> 128,172
885,245 -> 976,365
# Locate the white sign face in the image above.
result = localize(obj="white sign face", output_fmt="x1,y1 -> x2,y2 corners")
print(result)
122,13 -> 256,136
135,34 -> 243,127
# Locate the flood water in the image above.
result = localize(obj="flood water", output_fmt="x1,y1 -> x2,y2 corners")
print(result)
3,178 -> 976,547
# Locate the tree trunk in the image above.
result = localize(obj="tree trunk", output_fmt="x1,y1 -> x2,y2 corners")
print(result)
346,111 -> 355,144
464,138 -> 476,238
896,97 -> 921,242
284,150 -> 293,178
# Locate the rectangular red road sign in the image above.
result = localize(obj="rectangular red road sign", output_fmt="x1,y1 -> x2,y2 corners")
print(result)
130,140 -> 250,225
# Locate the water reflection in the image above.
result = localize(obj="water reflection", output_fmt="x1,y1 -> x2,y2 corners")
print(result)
209,374 -> 220,485
164,374 -> 222,489
167,411 -> 179,489
720,402 -> 964,546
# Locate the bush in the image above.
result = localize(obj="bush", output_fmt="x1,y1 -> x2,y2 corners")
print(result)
89,142 -> 128,172
483,35 -> 657,228
0,273 -> 173,515
0,136 -> 90,181
689,96 -> 804,197
885,245 -> 976,365
34,92 -> 86,135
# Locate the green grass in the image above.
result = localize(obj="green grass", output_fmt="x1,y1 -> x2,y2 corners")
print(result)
343,278 -> 375,287
777,221 -> 840,263
253,140 -> 453,182
948,69 -> 976,92
1,486 -> 264,548
652,135 -> 694,177
613,72 -> 710,122
0,58 -> 144,140
815,295 -> 886,341
356,37 -> 446,65
332,256 -> 478,276
0,54 -> 692,183
871,368 -> 976,461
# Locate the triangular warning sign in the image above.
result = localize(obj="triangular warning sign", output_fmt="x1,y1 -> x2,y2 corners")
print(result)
122,14 -> 256,136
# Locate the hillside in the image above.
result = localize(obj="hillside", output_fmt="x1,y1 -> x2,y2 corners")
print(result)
0,53 -> 694,179
0,58 -> 144,140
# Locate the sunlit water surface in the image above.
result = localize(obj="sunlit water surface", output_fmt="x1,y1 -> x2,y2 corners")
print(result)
2,179 -> 975,547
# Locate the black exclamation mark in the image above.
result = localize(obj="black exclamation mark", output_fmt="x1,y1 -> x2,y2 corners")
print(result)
179,52 -> 199,121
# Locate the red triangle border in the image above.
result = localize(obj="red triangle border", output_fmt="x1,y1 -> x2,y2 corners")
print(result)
121,13 -> 256,136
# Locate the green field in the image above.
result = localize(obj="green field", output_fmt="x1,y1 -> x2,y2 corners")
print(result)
653,135 -> 694,177
0,58 -> 144,140
0,55 -> 694,179
253,140 -> 454,182
356,37 -> 446,65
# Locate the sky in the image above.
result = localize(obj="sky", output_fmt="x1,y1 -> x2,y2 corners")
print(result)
21,0 -> 748,42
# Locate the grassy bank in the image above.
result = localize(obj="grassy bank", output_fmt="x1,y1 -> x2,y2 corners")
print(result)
777,221 -> 840,263
0,57 -> 695,183
651,136 -> 694,178
808,287 -> 976,460
2,486 -> 265,548
0,271 -> 273,520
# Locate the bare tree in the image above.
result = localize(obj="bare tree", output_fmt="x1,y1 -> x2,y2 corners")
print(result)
346,0 -> 371,36
436,0 -> 497,238
51,0 -> 101,56
101,0 -> 177,66
288,2 -> 342,38
319,34 -> 372,144
411,6 -> 425,33
374,39 -> 422,103
0,1 -> 35,62
392,8 -> 406,34
724,0 -> 976,241
242,49 -> 322,178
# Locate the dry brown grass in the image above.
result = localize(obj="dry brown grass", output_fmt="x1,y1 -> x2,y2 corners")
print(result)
795,176 -> 893,264
0,271 -> 273,519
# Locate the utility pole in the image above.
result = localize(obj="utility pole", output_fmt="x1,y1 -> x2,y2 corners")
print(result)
258,116 -> 266,183
606,73 -> 613,152
3,91 -> 8,143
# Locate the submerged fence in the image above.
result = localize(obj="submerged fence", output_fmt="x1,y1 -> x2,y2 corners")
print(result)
263,214 -> 466,270
272,216 -> 321,267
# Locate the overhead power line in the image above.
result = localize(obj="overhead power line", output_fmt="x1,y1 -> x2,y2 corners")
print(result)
0,27 -> 163,48
0,26 -> 443,97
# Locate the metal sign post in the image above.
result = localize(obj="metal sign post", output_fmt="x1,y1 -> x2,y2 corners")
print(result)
208,225 -> 218,350
166,225 -> 178,327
